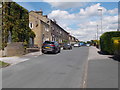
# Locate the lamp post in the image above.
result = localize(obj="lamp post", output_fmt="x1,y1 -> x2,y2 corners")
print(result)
98,8 -> 103,35
97,24 -> 99,40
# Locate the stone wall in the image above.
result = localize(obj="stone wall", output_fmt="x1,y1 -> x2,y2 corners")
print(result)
26,48 -> 40,53
0,50 -> 2,57
4,42 -> 25,57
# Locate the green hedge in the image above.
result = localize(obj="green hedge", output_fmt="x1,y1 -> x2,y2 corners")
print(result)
91,40 -> 100,48
100,31 -> 120,54
2,2 -> 35,49
112,37 -> 120,56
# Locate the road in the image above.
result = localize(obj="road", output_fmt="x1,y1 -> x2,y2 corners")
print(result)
2,47 -> 89,88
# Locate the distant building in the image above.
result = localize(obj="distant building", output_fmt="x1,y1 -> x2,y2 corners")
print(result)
50,20 -> 69,43
69,35 -> 79,44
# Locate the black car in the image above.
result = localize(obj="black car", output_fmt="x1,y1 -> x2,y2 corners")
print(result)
63,43 -> 72,50
42,41 -> 61,54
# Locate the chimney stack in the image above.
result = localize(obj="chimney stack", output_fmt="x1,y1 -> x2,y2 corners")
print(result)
35,9 -> 43,15
43,15 -> 48,18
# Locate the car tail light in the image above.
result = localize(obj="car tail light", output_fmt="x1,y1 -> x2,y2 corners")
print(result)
50,44 -> 55,47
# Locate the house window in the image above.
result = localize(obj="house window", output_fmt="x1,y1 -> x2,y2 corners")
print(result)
45,26 -> 49,32
52,27 -> 55,30
29,22 -> 33,29
60,31 -> 62,34
35,21 -> 38,27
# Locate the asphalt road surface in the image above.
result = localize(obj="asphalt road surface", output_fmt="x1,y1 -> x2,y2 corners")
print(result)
2,47 -> 89,88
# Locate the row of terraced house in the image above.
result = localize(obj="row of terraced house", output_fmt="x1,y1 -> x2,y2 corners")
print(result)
0,2 -> 79,57
29,10 -> 79,49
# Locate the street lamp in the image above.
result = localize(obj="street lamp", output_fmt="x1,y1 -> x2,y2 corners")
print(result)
98,8 -> 103,35
97,24 -> 99,40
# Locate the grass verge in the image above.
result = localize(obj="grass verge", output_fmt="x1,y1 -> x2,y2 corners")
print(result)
0,61 -> 10,68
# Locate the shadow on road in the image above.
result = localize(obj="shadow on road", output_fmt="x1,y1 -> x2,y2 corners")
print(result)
43,52 -> 59,55
97,51 -> 108,55
97,51 -> 120,62
109,56 -> 120,62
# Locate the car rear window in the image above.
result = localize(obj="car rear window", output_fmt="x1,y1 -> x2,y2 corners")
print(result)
44,41 -> 54,44
64,43 -> 70,45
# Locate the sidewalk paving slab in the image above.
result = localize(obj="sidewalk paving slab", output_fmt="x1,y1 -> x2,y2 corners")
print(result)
0,51 -> 43,66
86,46 -> 118,88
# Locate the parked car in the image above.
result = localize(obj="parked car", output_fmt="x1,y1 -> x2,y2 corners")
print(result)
63,43 -> 72,50
73,43 -> 80,47
86,44 -> 90,47
42,41 -> 61,54
59,43 -> 64,48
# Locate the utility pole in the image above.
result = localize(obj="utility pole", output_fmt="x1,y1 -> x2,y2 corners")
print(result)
95,34 -> 96,40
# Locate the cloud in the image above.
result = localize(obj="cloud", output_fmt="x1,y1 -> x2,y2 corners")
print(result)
102,15 -> 118,30
48,3 -> 107,25
48,3 -> 118,41
48,3 -> 107,21
46,2 -> 86,9
107,8 -> 118,15
42,0 -> 119,2
13,0 -> 120,2
103,16 -> 118,25
42,0 -> 94,2
79,3 -> 107,17
48,10 -> 75,20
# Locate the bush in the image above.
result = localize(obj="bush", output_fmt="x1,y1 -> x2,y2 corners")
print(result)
96,40 -> 100,48
112,37 -> 120,56
91,40 -> 100,48
100,31 -> 120,54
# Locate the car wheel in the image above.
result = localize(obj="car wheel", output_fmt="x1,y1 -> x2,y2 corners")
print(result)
58,49 -> 60,53
42,50 -> 45,54
53,50 -> 57,54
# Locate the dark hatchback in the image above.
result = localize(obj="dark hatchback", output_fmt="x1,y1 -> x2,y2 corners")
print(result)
63,43 -> 72,50
42,41 -> 61,54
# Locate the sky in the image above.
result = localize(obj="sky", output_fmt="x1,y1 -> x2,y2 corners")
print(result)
16,1 -> 119,41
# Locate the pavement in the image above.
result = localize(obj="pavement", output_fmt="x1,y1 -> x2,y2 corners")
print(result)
0,51 -> 43,66
0,48 -> 64,66
86,46 -> 118,88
